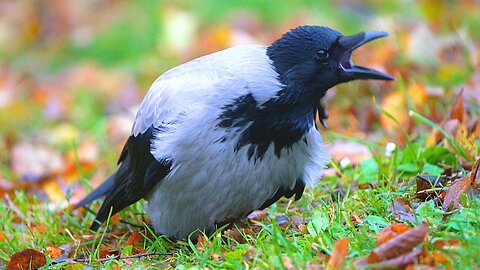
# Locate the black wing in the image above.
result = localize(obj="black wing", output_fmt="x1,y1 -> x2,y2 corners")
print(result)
76,126 -> 172,230
259,178 -> 305,210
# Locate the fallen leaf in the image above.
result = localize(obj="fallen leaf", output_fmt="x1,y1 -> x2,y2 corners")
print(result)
7,248 -> 46,270
99,245 -> 119,258
223,227 -> 255,244
420,250 -> 449,266
326,238 -> 349,270
471,159 -> 480,190
195,235 -> 206,252
374,248 -> 424,269
126,231 -> 147,254
368,222 -> 428,263
350,212 -> 363,224
450,92 -> 465,122
443,174 -> 473,210
454,123 -> 477,161
46,246 -> 62,259
247,209 -> 268,221
377,223 -> 412,246
48,244 -> 74,263
415,175 -> 453,201
433,238 -> 460,248
126,231 -> 144,246
388,198 -> 416,223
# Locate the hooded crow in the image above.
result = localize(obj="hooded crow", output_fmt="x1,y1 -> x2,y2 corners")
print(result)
76,25 -> 394,239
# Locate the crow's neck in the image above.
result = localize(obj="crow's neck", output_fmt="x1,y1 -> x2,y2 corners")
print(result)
217,87 -> 318,161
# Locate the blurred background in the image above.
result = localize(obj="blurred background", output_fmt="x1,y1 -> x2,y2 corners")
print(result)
0,0 -> 479,204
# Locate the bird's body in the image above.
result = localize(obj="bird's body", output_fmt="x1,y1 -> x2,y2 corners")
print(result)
138,45 -> 329,237
76,26 -> 393,239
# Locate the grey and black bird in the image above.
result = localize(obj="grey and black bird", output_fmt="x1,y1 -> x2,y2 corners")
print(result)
76,25 -> 394,239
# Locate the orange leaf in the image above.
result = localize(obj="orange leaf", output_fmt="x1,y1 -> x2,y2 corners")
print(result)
326,238 -> 349,270
126,231 -> 144,246
195,235 -> 206,252
47,246 -> 62,259
377,223 -> 412,246
450,93 -> 465,122
390,223 -> 413,234
7,249 -> 46,270
421,250 -> 449,266
368,223 -> 429,263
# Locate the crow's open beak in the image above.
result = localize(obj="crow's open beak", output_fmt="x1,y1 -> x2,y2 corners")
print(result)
338,31 -> 395,81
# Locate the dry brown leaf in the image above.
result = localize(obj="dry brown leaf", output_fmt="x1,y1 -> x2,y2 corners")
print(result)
450,93 -> 465,122
99,244 -> 119,258
377,223 -> 412,246
298,224 -> 308,234
126,231 -> 147,254
223,228 -> 255,244
368,222 -> 428,263
326,237 -> 349,270
196,235 -> 207,252
415,175 -> 453,201
375,248 -> 424,269
471,159 -> 480,189
7,248 -> 46,270
443,174 -> 473,210
126,231 -> 144,246
388,198 -> 416,223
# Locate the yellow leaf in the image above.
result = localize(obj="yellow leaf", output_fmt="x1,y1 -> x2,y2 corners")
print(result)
455,124 -> 478,160
44,181 -> 65,204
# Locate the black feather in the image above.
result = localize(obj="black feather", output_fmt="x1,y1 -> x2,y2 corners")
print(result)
74,174 -> 115,209
259,179 -> 305,210
88,126 -> 172,230
217,92 -> 315,161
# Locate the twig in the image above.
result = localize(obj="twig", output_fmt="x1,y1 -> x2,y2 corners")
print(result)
73,252 -> 173,263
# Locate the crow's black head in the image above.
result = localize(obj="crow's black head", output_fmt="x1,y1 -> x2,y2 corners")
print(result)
267,25 -> 394,99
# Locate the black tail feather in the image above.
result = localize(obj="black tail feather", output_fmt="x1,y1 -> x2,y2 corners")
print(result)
74,174 -> 115,209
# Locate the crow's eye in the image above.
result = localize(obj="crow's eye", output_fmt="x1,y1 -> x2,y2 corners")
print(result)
315,50 -> 329,64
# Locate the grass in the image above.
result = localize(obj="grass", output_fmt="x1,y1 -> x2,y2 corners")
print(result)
1,131 -> 479,268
